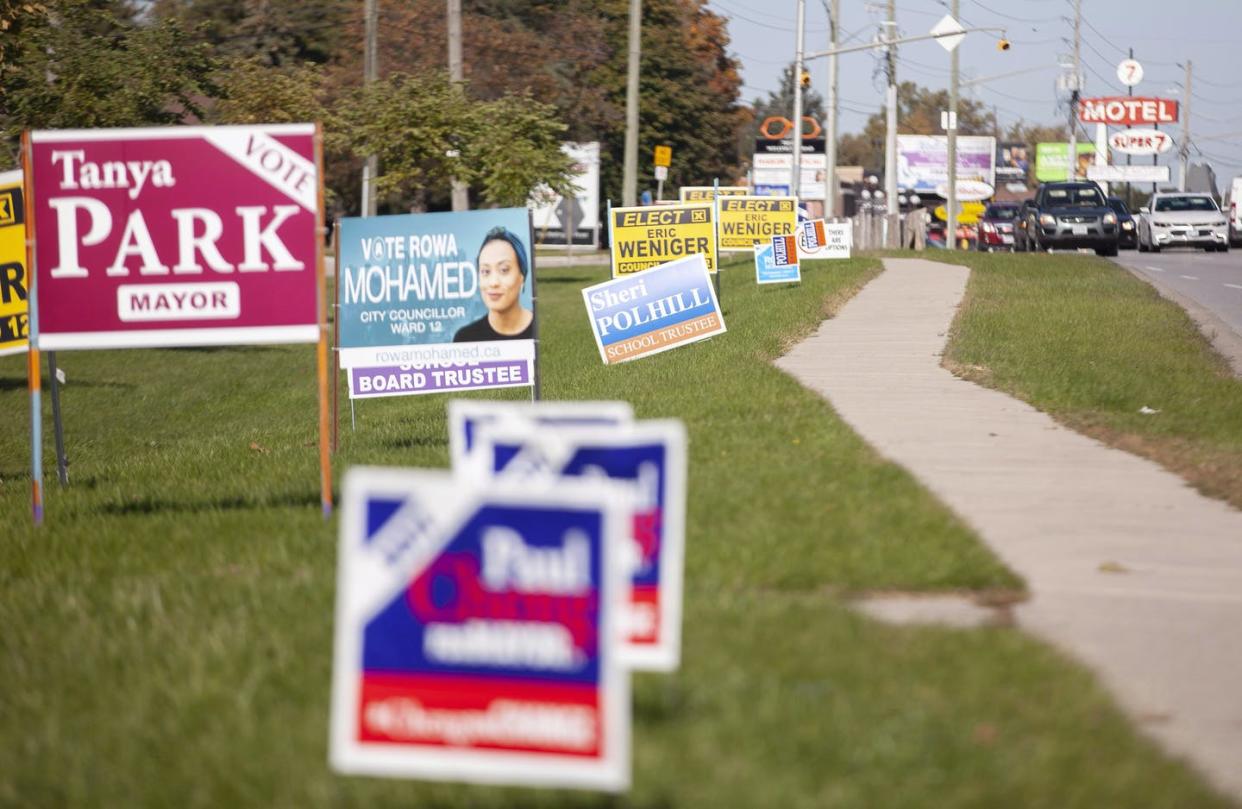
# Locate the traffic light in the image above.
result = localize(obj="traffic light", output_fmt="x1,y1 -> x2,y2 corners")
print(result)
997,38 -> 1011,51
799,70 -> 811,88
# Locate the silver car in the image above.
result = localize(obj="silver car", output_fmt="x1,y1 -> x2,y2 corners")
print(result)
1137,193 -> 1230,253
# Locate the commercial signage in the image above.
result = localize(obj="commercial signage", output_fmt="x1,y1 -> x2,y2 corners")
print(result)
0,170 -> 28,356
1078,97 -> 1178,125
330,468 -> 630,790
678,186 -> 747,202
608,203 -> 716,277
28,125 -> 321,350
1086,164 -> 1170,183
447,399 -> 635,470
1034,142 -> 1098,182
896,135 -> 996,195
472,420 -> 688,672
1108,129 -> 1173,156
995,142 -> 1030,183
751,140 -> 827,200
1117,58 -> 1143,87
754,240 -> 799,285
582,254 -> 724,365
717,196 -> 798,252
530,142 -> 600,247
934,180 -> 994,202
337,208 -> 535,399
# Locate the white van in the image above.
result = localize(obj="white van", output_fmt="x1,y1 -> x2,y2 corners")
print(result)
1230,176 -> 1242,246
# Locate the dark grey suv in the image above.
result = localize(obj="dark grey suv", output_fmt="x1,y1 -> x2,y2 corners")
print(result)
1015,182 -> 1120,256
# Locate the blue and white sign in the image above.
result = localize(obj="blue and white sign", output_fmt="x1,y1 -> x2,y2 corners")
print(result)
448,399 -> 634,470
755,242 -> 800,285
581,255 -> 725,365
330,468 -> 631,790
472,421 -> 688,672
337,209 -> 536,398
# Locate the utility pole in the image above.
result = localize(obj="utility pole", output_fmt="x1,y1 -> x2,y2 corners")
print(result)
622,0 -> 642,207
1179,59 -> 1192,191
448,0 -> 469,211
1067,0 -> 1081,180
946,0 -> 959,250
824,0 -> 840,217
791,0 -> 806,199
361,0 -> 378,216
884,0 -> 898,217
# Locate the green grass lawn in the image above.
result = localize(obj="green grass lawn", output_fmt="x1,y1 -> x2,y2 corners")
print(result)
930,249 -> 1242,510
0,256 -> 1231,807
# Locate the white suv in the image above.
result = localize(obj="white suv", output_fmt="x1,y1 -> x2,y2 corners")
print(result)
1137,193 -> 1230,253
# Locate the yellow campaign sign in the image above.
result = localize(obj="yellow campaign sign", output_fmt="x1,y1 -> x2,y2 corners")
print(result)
653,145 -> 672,168
610,203 -> 717,276
0,170 -> 28,356
678,186 -> 748,202
934,201 -> 987,225
717,196 -> 799,252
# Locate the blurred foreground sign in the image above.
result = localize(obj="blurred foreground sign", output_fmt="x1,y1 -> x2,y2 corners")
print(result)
330,468 -> 631,791
0,170 -> 28,355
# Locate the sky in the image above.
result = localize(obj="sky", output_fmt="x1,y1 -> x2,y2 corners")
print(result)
707,0 -> 1242,191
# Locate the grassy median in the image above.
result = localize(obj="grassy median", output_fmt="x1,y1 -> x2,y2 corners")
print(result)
0,256 -> 1230,807
934,250 -> 1242,511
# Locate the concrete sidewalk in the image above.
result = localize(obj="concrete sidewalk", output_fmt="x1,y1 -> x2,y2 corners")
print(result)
776,258 -> 1242,798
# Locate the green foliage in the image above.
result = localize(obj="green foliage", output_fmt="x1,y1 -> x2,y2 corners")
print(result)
0,0 -> 217,168
151,0 -> 350,66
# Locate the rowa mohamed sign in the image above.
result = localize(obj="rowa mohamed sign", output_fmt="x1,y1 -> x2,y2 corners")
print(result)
28,125 -> 320,350
1078,97 -> 1179,126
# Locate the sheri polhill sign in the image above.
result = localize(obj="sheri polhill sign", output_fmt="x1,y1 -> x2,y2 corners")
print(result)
28,125 -> 320,350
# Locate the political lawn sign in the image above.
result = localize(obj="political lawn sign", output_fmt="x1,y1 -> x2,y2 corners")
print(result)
799,222 -> 851,260
608,203 -> 716,276
717,196 -> 798,252
754,241 -> 799,285
582,255 -> 724,366
447,399 -> 634,470
678,186 -> 747,203
337,208 -> 536,399
472,421 -> 688,671
330,468 -> 630,791
28,125 -> 321,349
0,170 -> 28,356
23,124 -> 332,521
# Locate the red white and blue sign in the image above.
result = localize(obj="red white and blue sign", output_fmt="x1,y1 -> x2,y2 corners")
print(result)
330,468 -> 630,790
447,399 -> 634,471
471,421 -> 687,672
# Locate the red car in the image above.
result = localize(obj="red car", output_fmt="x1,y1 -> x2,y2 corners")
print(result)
975,202 -> 1021,251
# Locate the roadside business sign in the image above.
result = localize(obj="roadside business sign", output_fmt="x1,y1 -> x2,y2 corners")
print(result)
717,196 -> 798,252
608,203 -> 716,276
447,399 -> 634,470
896,135 -> 996,195
1078,97 -> 1178,126
337,208 -> 535,399
472,420 -> 688,672
1035,142 -> 1097,182
754,240 -> 800,285
1117,58 -> 1144,87
0,170 -> 28,356
27,125 -> 320,350
330,468 -> 630,790
1108,129 -> 1173,156
678,186 -> 747,202
582,254 -> 724,365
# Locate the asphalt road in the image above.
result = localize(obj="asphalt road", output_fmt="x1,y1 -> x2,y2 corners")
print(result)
1113,247 -> 1242,339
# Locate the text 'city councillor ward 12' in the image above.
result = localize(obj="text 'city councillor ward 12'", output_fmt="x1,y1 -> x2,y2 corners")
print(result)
582,254 -> 725,366
716,196 -> 798,252
608,203 -> 717,276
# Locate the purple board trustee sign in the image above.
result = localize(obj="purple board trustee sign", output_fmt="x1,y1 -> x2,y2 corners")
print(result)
351,360 -> 530,398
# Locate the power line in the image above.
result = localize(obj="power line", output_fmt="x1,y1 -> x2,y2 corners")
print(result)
965,0 -> 1058,25
1078,13 -> 1126,57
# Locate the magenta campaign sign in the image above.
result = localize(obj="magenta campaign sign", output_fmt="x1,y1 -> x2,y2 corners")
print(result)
28,125 -> 321,350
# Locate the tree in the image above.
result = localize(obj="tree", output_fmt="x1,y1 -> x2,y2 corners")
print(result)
836,81 -> 992,169
151,0 -> 350,67
0,0 -> 217,168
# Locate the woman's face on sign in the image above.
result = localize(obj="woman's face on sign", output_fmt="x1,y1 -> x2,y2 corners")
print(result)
478,239 -> 524,314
